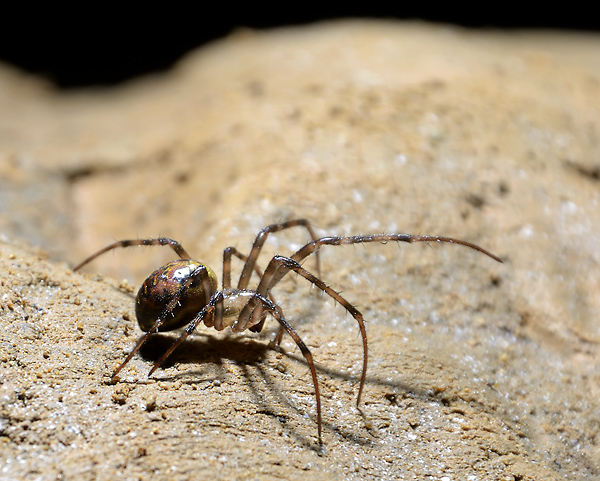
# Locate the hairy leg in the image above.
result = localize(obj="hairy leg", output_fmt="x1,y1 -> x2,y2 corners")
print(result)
74,237 -> 192,271
254,255 -> 368,406
237,219 -> 321,290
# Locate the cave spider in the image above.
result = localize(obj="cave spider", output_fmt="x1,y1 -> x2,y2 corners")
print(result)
74,219 -> 502,445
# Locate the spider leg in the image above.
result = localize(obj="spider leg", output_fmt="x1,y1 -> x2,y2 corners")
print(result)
146,290 -> 323,444
223,246 -> 271,290
74,237 -> 192,271
292,234 -> 503,266
223,246 -> 277,333
237,219 -> 321,290
111,263 -> 216,380
222,247 -> 240,289
240,294 -> 323,444
264,233 -> 502,290
148,290 -> 224,376
245,235 -> 501,404
253,255 -> 368,407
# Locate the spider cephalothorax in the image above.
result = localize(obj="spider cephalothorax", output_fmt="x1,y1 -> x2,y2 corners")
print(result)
74,219 -> 502,445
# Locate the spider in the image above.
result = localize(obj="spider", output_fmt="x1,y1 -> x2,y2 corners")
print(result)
74,219 -> 502,445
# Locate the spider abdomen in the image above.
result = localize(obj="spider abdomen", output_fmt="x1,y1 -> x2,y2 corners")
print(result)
135,259 -> 217,332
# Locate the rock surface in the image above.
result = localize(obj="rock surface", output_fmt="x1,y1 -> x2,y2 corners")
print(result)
1,20 -> 599,480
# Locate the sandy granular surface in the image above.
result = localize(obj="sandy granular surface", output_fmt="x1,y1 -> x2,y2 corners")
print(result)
1,20 -> 599,480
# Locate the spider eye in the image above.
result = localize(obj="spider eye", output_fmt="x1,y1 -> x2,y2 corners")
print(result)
135,259 -> 217,332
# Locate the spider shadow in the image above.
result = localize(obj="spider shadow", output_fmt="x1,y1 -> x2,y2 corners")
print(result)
138,331 -> 268,380
259,344 -> 506,443
130,331 -> 493,450
135,329 -> 499,450
136,331 -> 376,449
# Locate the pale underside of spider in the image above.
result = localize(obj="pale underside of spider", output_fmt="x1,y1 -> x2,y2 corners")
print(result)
74,219 -> 502,445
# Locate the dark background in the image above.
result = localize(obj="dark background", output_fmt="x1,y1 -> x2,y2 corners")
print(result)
0,5 -> 597,89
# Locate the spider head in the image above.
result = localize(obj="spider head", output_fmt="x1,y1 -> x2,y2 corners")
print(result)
135,259 -> 218,332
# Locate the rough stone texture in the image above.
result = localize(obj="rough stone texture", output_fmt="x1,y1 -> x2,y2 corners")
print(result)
1,20 -> 599,480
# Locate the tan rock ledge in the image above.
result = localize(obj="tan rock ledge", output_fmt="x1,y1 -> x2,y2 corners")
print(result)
0,20 -> 598,480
